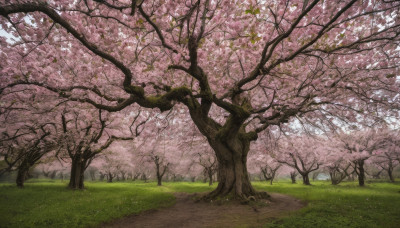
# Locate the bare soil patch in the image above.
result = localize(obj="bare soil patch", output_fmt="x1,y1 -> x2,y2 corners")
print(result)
100,193 -> 306,228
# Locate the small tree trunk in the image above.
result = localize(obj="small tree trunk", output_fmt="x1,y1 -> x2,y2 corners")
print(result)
49,171 -> 57,179
208,169 -> 213,186
141,173 -> 147,182
290,172 -> 297,184
90,171 -> 96,181
270,174 -> 274,185
311,171 -> 320,181
203,171 -> 207,183
329,172 -> 337,185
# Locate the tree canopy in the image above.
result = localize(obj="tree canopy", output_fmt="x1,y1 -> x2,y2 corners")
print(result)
1,0 -> 399,199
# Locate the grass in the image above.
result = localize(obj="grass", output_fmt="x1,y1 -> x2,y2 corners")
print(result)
1,179 -> 399,228
0,179 -> 213,228
253,180 -> 400,228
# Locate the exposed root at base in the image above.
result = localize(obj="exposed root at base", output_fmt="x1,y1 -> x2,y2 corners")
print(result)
198,191 -> 270,205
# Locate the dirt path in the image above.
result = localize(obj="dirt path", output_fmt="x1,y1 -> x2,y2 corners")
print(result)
100,193 -> 306,228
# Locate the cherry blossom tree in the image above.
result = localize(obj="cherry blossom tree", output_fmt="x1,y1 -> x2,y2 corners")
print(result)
0,123 -> 57,187
372,130 -> 400,182
276,136 -> 324,185
178,127 -> 218,185
97,152 -> 121,183
58,107 -> 134,189
289,171 -> 298,184
195,146 -> 218,186
248,150 -> 281,185
138,132 -> 185,186
260,161 -> 281,185
320,138 -> 353,185
337,129 -> 384,186
1,0 -> 400,199
0,94 -> 60,187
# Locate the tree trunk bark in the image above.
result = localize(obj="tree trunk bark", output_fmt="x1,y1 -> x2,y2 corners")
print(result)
16,165 -> 29,188
156,163 -> 162,186
204,139 -> 268,201
388,168 -> 394,183
290,172 -> 297,184
357,160 -> 365,187
107,172 -> 113,182
208,169 -> 213,186
329,172 -> 337,185
302,174 -> 311,185
68,157 -> 86,189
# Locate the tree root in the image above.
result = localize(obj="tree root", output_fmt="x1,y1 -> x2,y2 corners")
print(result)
198,190 -> 270,204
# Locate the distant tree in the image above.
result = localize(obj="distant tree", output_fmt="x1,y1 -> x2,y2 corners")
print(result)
276,136 -> 324,185
260,162 -> 281,185
372,130 -> 400,182
290,171 -> 298,184
337,129 -> 384,186
0,123 -> 57,187
59,109 -> 133,189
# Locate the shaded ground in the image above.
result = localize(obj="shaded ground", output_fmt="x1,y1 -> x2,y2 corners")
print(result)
100,192 -> 306,228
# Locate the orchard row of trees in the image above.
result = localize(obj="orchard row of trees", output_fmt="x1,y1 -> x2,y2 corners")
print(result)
2,104 -> 399,189
250,129 -> 400,186
1,0 -> 400,200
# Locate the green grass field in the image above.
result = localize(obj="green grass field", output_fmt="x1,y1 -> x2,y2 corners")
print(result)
0,179 -> 399,228
254,181 -> 400,228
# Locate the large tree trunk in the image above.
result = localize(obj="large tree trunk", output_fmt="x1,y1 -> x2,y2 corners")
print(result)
189,105 -> 266,201
156,163 -> 162,186
157,176 -> 162,186
204,139 -> 268,201
68,156 -> 86,189
302,174 -> 311,185
388,167 -> 394,183
356,160 -> 365,187
107,172 -> 114,182
16,163 -> 30,188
